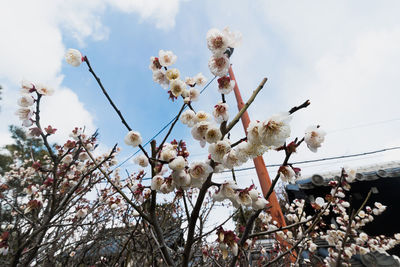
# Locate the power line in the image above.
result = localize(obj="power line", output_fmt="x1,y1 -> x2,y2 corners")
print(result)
168,117 -> 400,160
112,76 -> 217,170
219,146 -> 400,173
328,117 -> 400,134
128,145 -> 400,182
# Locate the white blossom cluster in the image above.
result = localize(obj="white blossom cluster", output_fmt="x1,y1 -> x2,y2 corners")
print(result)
15,80 -> 54,128
149,49 -> 206,103
206,27 -> 241,77
212,182 -> 269,210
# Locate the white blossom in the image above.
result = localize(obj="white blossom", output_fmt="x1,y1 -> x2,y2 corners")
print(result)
212,189 -> 225,202
222,150 -> 242,169
172,170 -> 191,188
209,140 -> 231,163
36,83 -> 54,96
22,119 -> 33,127
213,102 -> 229,123
62,154 -> 73,164
160,180 -> 175,194
149,56 -> 162,71
189,161 -> 213,180
208,54 -> 230,77
252,197 -> 269,210
247,121 -> 263,145
237,191 -> 252,207
17,95 -> 34,107
152,69 -> 170,89
188,88 -> 199,102
65,48 -> 83,67
151,175 -> 164,191
195,111 -> 211,123
206,28 -> 229,55
231,242 -> 238,256
20,80 -> 35,94
194,72 -> 207,86
180,110 -> 196,127
76,208 -> 88,219
134,155 -> 149,167
279,166 -> 296,183
217,76 -> 235,94
258,113 -> 291,147
78,152 -> 89,161
234,142 -> 251,163
360,232 -> 368,242
166,68 -> 180,81
345,167 -> 357,183
191,121 -> 210,141
248,189 -> 260,202
222,27 -> 242,48
124,131 -> 142,147
185,76 -> 196,87
15,108 -> 33,120
239,141 -> 267,159
160,147 -> 177,162
169,156 -> 186,171
170,79 -> 186,97
205,126 -> 222,144
158,50 -> 177,67
220,181 -> 238,199
304,125 -> 326,152
309,242 -> 317,252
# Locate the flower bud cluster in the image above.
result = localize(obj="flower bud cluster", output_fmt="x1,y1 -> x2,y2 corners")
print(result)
206,27 -> 241,77
216,227 -> 239,259
16,80 -> 54,129
212,182 -> 268,210
149,50 -> 206,104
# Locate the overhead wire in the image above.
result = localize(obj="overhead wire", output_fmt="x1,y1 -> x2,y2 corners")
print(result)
112,76 -> 217,170
169,117 -> 400,160
128,145 -> 400,182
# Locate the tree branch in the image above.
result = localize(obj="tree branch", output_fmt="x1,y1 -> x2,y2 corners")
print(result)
222,78 -> 268,136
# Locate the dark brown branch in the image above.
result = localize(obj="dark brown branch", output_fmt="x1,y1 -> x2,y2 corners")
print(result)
230,138 -> 304,266
335,189 -> 372,267
264,138 -> 304,200
156,103 -> 186,154
222,78 -> 268,136
84,56 -> 132,132
248,217 -> 313,238
148,140 -> 175,266
182,171 -> 214,267
231,137 -> 247,148
288,99 -> 310,115
84,56 -> 149,159
82,144 -> 151,222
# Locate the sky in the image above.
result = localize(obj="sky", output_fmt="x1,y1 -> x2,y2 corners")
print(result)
1,0 -> 400,228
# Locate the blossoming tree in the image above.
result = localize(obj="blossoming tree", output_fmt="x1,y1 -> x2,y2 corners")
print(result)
1,27 -> 399,267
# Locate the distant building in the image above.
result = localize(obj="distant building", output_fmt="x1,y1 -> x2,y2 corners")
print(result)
285,161 -> 400,266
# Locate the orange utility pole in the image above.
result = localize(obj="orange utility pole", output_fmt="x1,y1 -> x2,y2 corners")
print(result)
229,66 -> 287,228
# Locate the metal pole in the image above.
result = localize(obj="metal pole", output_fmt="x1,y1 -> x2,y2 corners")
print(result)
228,66 -> 287,228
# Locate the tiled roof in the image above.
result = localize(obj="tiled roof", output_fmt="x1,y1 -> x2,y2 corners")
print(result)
289,161 -> 400,190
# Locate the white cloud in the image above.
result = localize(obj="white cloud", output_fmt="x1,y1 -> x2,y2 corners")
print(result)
40,88 -> 96,145
199,0 -> 400,174
0,0 -> 182,148
106,0 -> 181,30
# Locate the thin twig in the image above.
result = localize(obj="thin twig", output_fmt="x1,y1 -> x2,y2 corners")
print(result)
222,78 -> 268,136
248,217 -> 313,238
156,103 -> 186,154
288,100 -> 310,115
84,56 -> 150,159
